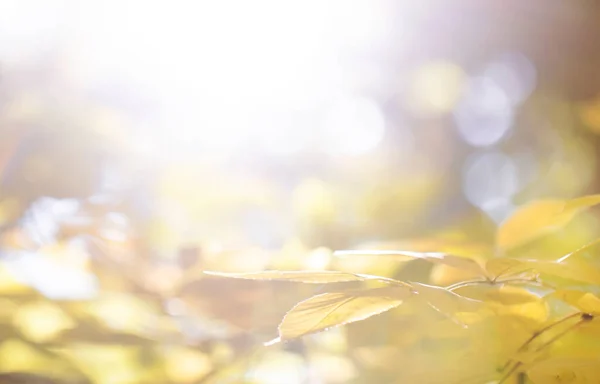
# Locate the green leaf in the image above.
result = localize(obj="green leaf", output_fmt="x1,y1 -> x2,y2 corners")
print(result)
203,270 -> 405,284
335,250 -> 488,277
496,194 -> 600,251
274,286 -> 412,341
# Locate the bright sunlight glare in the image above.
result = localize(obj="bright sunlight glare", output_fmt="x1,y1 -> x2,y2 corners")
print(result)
69,0 -> 394,158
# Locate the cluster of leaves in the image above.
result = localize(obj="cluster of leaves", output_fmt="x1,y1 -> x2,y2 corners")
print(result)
209,194 -> 600,383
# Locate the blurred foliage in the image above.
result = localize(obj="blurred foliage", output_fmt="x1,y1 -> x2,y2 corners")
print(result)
213,195 -> 600,383
1,1 -> 600,384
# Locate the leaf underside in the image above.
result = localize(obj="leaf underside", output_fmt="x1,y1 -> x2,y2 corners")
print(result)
277,286 -> 412,340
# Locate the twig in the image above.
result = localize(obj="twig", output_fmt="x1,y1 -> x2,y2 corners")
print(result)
499,313 -> 592,383
500,312 -> 581,372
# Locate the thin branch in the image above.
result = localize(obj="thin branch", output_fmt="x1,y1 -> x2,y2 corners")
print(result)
500,313 -> 592,383
446,279 -> 490,291
530,315 -> 592,353
500,312 -> 581,372
499,362 -> 522,384
446,276 -> 541,292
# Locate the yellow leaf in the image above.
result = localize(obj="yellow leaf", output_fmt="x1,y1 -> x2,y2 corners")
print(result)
497,195 -> 600,251
203,270 -> 407,285
0,339 -> 53,373
13,302 -> 74,343
528,357 -> 600,384
62,345 -> 143,384
497,299 -> 549,324
485,258 -> 524,279
486,258 -> 600,285
335,250 -> 488,277
550,290 -> 600,315
430,263 -> 485,286
165,347 -> 213,382
411,282 -> 483,316
276,286 -> 411,341
485,286 -> 541,305
556,237 -> 600,263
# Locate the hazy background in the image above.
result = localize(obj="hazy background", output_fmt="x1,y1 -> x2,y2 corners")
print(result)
1,1 -> 600,383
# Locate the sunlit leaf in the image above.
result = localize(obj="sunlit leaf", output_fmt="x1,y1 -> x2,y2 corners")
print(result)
164,347 -> 213,383
485,258 -> 525,279
276,286 -> 412,341
0,339 -> 54,375
497,195 -> 600,251
204,270 -> 407,285
486,258 -> 600,285
527,357 -> 600,384
549,290 -> 600,315
85,294 -> 157,334
334,250 -> 488,277
497,298 -> 549,324
556,237 -> 600,263
62,345 -> 143,384
13,302 -> 75,343
485,286 -> 542,306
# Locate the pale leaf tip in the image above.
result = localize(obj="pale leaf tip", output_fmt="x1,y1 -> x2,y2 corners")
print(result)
202,271 -> 225,276
333,250 -> 376,257
264,337 -> 281,346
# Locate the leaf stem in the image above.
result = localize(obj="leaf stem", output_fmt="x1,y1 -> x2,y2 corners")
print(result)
445,276 -> 542,292
500,312 -> 581,371
499,312 -> 591,383
530,316 -> 589,353
498,362 -> 521,384
356,274 -> 412,288
446,279 -> 490,291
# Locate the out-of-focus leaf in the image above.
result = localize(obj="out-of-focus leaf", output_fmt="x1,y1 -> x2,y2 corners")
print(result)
60,345 -> 143,384
497,195 -> 600,251
527,357 -> 600,384
13,302 -> 75,343
0,373 -> 62,384
203,270 -> 407,285
484,286 -> 541,306
275,286 -> 412,341
0,339 -> 56,377
496,298 -> 549,325
556,237 -> 600,263
56,322 -> 155,345
164,347 -> 213,383
487,258 -> 600,285
549,290 -> 600,315
334,250 -> 488,277
485,258 -> 525,279
83,294 -> 157,334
